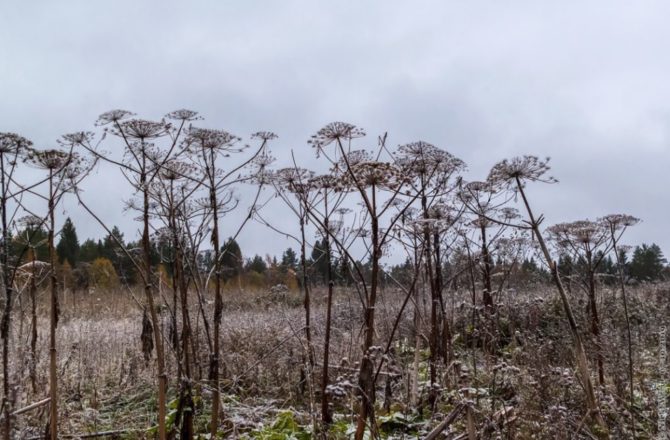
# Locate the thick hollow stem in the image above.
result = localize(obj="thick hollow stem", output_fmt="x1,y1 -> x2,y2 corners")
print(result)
514,177 -> 605,429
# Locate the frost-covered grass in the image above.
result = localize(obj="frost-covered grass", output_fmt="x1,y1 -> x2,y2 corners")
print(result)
5,283 -> 670,438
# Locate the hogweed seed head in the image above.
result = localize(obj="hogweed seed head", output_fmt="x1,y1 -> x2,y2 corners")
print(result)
342,161 -> 405,190
186,127 -> 242,153
274,167 -> 315,194
488,155 -> 557,188
309,174 -> 343,192
0,132 -> 32,154
396,141 -> 466,180
547,219 -> 608,249
252,151 -> 276,168
96,110 -> 135,126
251,131 -> 278,141
309,122 -> 365,158
165,109 -> 201,122
309,122 -> 366,149
331,150 -> 373,174
160,160 -> 198,181
24,149 -> 72,171
600,214 -> 640,230
116,119 -> 168,140
59,131 -> 95,146
17,215 -> 42,229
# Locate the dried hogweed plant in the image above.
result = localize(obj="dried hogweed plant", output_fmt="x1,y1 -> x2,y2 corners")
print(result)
547,219 -> 614,386
79,109 -> 198,440
395,141 -> 466,407
0,132 -> 34,438
487,155 -> 607,431
23,147 -> 92,439
307,123 -> 438,440
600,213 -> 640,435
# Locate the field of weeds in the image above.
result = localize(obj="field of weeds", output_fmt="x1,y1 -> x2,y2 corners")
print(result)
5,282 -> 669,439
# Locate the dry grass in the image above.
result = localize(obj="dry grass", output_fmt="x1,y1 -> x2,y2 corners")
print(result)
4,282 -> 669,438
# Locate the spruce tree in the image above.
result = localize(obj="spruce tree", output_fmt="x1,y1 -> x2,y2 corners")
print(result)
56,217 -> 80,265
630,243 -> 667,281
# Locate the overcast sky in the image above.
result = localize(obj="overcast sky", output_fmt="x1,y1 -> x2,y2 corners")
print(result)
1,1 -> 668,261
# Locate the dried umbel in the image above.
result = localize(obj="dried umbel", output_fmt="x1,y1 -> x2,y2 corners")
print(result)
247,142 -> 277,184
333,150 -> 373,172
600,214 -> 640,230
469,216 -> 494,229
494,236 -> 530,260
396,141 -> 465,180
427,203 -> 458,224
251,131 -> 278,141
95,109 -> 135,126
17,215 -> 42,229
459,180 -> 495,204
117,119 -> 168,140
488,155 -> 557,188
121,142 -> 164,174
309,122 -> 365,148
499,207 -> 521,222
153,226 -> 187,246
186,127 -> 242,153
320,220 -> 344,237
125,196 -> 160,214
342,161 -> 405,190
160,160 -> 198,181
465,180 -> 494,194
309,174 -> 339,190
62,154 -> 90,182
412,217 -> 445,234
252,151 -> 276,169
254,169 -> 275,186
0,132 -> 32,154
274,167 -> 314,194
24,149 -> 72,171
59,131 -> 95,147
547,220 -> 608,248
165,109 -> 201,122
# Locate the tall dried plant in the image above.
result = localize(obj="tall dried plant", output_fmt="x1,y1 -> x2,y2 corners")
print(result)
0,132 -> 32,438
488,155 -> 607,430
24,146 -> 89,439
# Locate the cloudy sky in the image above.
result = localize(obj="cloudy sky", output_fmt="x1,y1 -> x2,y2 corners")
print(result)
1,1 -> 668,260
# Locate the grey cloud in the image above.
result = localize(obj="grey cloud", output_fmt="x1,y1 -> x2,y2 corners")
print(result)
1,0 -> 668,258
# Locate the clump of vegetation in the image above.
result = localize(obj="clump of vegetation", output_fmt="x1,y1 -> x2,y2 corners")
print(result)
0,117 -> 667,439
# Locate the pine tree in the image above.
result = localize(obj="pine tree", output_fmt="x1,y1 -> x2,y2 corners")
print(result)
245,254 -> 267,274
280,248 -> 298,273
56,217 -> 80,265
630,243 -> 667,282
221,238 -> 243,280
310,238 -> 330,285
79,239 -> 100,262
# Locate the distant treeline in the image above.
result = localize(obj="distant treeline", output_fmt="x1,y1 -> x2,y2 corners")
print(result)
10,217 -> 668,291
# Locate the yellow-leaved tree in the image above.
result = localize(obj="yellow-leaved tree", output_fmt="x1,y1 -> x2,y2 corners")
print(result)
89,257 -> 120,289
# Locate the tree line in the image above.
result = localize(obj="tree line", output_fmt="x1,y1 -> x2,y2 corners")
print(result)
13,216 -> 668,292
